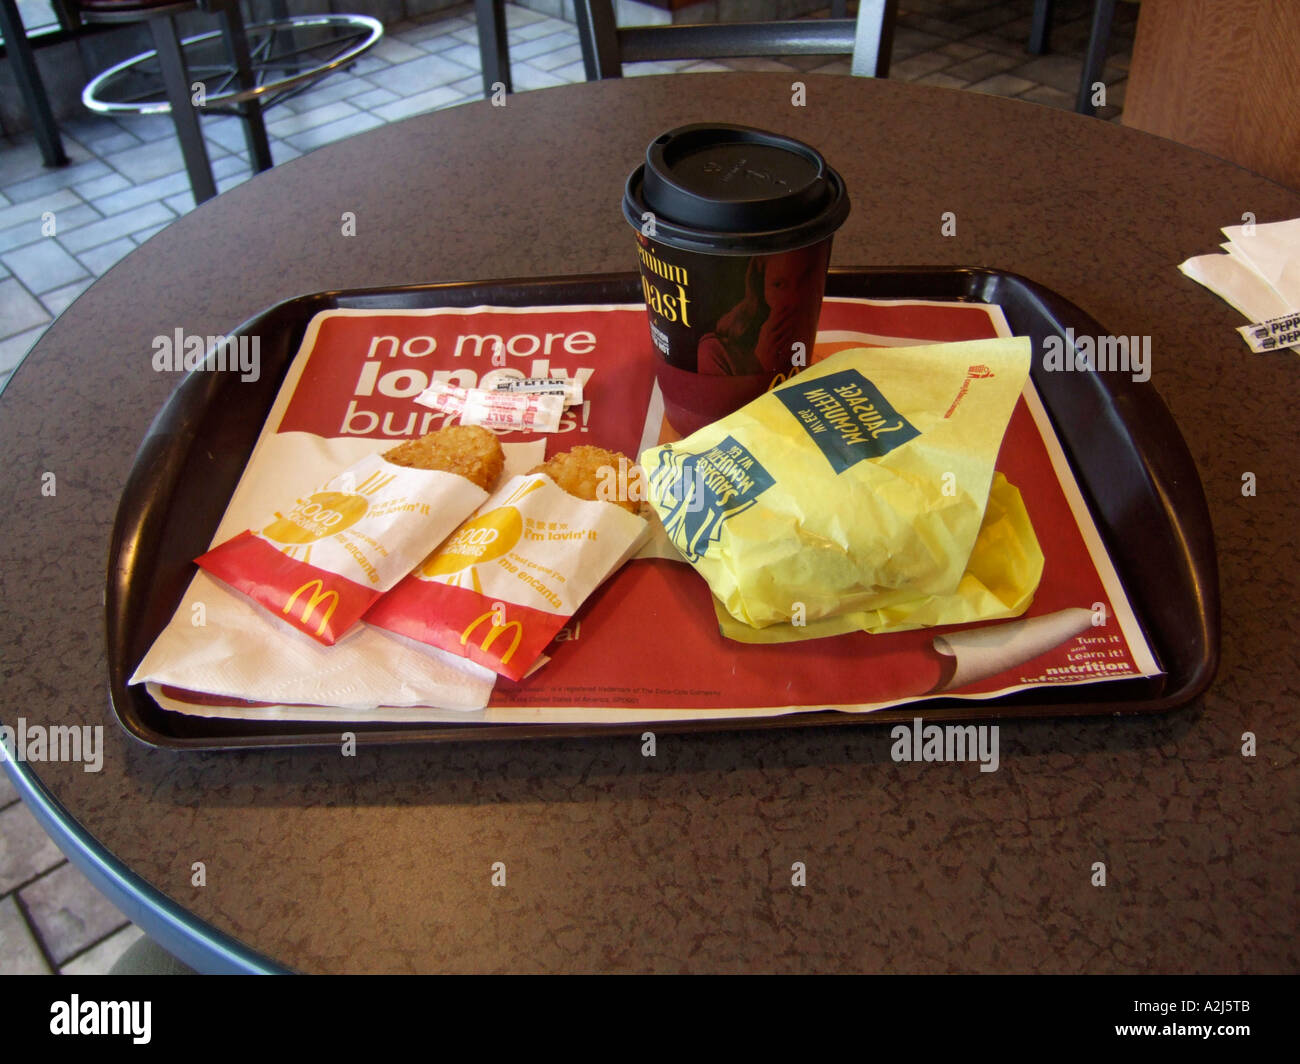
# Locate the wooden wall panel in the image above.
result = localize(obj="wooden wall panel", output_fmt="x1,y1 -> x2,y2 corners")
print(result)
1123,0 -> 1300,190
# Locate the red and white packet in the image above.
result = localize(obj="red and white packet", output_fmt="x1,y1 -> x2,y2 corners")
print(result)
197,449 -> 488,645
365,473 -> 648,680
415,380 -> 565,432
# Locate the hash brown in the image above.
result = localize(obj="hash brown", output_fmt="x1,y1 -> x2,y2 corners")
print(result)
384,425 -> 504,491
529,446 -> 641,513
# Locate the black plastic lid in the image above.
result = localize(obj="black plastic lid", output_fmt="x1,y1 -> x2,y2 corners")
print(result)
624,124 -> 850,255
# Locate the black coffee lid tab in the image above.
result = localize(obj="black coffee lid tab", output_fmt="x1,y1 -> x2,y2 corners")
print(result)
626,123 -> 850,255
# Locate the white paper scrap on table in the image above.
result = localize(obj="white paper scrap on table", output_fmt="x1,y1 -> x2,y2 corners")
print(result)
1179,216 -> 1300,353
131,432 -> 545,713
1221,218 -> 1300,307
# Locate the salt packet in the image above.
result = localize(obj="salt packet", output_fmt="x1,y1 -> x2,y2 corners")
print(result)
462,389 -> 563,431
415,380 -> 565,431
196,426 -> 503,645
366,447 -> 648,680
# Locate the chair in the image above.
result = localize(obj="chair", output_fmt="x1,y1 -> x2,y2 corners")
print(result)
474,0 -> 510,98
1121,0 -> 1299,190
572,0 -> 898,81
1030,0 -> 1123,116
0,0 -> 71,166
60,0 -> 382,203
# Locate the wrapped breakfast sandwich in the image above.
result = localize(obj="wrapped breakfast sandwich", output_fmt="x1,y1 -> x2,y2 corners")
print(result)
366,446 -> 649,680
197,425 -> 503,645
641,337 -> 1036,632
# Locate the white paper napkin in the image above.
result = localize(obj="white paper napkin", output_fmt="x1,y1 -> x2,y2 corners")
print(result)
1179,217 -> 1300,353
1220,218 -> 1300,307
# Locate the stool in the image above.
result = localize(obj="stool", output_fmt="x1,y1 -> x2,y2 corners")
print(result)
63,0 -> 381,203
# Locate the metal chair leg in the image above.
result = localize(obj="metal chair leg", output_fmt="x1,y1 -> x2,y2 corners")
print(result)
574,0 -> 622,80
149,15 -> 217,204
852,0 -> 898,79
266,0 -> 300,61
475,0 -> 511,98
1029,0 -> 1054,55
1076,0 -> 1116,115
0,0 -> 69,166
216,0 -> 273,173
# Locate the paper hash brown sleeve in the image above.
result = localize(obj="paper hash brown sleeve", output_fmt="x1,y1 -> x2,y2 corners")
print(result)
196,427 -> 501,645
366,448 -> 648,680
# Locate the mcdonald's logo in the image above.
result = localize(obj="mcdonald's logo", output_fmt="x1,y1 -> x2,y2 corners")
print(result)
283,579 -> 340,637
460,609 -> 524,663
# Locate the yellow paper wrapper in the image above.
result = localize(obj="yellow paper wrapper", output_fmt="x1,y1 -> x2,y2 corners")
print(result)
642,337 -> 1034,630
714,473 -> 1043,642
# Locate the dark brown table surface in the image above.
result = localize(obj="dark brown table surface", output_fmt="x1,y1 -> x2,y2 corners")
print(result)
2,73 -> 1296,974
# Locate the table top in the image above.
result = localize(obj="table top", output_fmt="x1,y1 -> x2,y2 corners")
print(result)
2,73 -> 1297,974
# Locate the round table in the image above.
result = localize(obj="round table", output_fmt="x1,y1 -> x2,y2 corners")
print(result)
3,74 -> 1296,974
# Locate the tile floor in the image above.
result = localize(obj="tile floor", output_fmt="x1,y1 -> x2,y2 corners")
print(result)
0,0 -> 1134,973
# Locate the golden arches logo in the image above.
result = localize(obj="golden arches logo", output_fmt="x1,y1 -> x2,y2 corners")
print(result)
460,609 -> 524,664
283,579 -> 339,636
503,477 -> 547,506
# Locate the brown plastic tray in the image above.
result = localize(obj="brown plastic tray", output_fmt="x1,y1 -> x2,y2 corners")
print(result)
105,268 -> 1219,749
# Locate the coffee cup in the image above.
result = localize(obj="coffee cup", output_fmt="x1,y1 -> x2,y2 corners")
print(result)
624,123 -> 850,436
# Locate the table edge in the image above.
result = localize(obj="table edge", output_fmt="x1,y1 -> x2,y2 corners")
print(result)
1,753 -> 288,975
